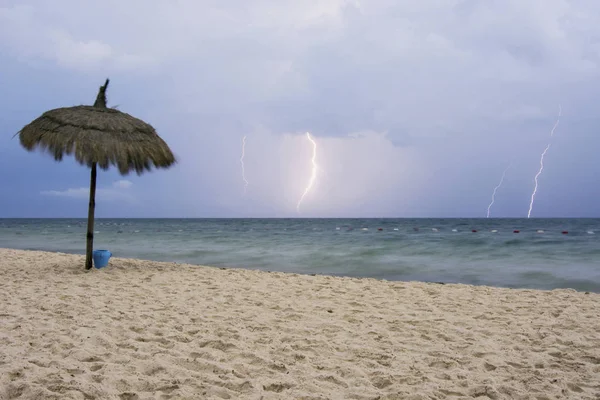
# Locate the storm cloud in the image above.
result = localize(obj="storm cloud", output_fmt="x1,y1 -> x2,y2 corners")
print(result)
1,0 -> 599,217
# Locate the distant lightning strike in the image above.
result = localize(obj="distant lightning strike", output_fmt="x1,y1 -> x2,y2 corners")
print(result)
296,132 -> 318,213
240,136 -> 249,196
527,105 -> 562,218
486,161 -> 512,218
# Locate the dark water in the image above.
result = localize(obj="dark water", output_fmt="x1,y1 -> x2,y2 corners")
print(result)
1,218 -> 599,292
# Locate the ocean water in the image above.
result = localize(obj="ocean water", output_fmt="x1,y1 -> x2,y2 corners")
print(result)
1,218 -> 599,292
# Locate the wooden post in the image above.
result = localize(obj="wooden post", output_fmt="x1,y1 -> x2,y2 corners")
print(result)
85,162 -> 97,270
84,79 -> 108,270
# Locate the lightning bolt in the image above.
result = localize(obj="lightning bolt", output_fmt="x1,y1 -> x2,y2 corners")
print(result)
296,132 -> 318,213
527,105 -> 562,218
486,161 -> 512,218
240,136 -> 249,196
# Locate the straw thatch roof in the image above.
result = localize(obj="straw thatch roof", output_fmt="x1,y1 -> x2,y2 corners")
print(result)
17,80 -> 176,175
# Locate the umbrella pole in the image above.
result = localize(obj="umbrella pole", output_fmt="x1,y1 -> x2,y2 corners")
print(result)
85,163 -> 97,270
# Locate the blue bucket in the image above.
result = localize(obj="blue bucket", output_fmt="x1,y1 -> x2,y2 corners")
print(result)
92,249 -> 112,269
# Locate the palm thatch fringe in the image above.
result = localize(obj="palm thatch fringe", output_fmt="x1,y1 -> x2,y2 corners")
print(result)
18,106 -> 176,175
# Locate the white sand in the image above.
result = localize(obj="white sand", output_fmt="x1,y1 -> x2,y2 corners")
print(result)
0,249 -> 599,400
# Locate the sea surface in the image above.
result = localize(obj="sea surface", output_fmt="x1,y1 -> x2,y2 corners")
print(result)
1,218 -> 599,292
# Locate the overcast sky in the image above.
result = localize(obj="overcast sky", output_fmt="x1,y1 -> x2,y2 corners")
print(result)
1,0 -> 599,218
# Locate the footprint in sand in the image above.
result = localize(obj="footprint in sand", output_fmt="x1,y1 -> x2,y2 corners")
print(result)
90,364 -> 103,372
263,382 -> 294,393
484,362 -> 497,371
81,356 -> 104,363
119,392 -> 140,400
566,383 -> 584,393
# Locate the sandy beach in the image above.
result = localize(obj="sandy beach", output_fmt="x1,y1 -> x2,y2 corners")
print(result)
0,249 -> 599,399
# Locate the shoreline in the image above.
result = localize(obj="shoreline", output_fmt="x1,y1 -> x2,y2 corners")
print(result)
1,246 -> 597,294
1,248 -> 599,399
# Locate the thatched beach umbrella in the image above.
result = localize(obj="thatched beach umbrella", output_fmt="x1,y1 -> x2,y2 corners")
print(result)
18,79 -> 176,270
